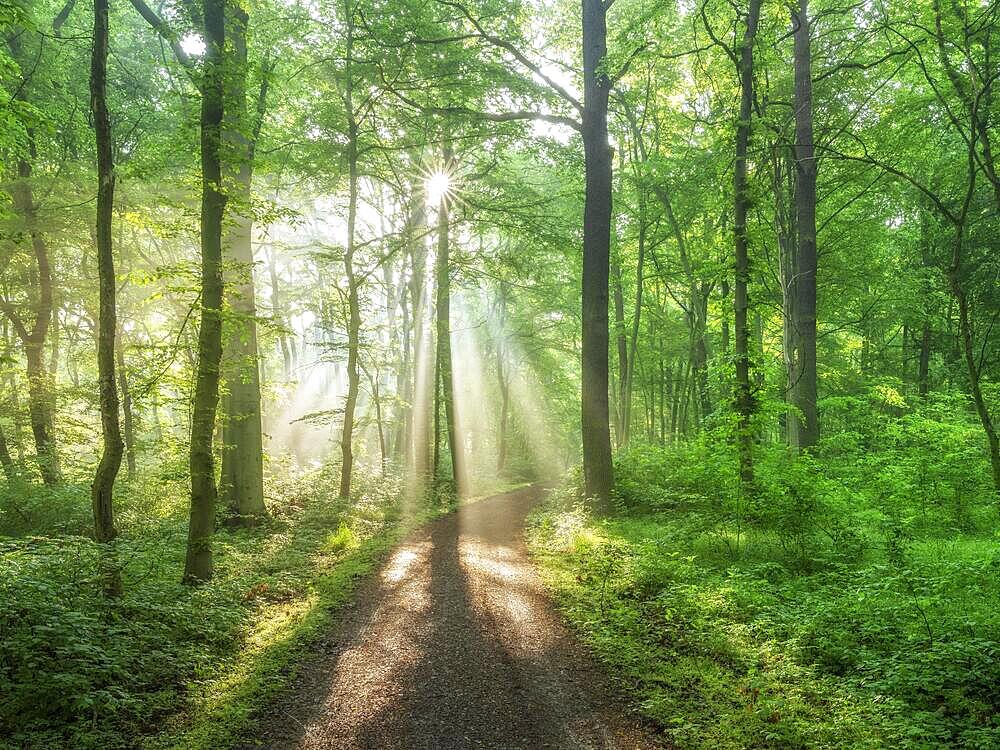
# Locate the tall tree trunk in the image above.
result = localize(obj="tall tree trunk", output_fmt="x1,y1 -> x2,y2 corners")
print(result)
495,293 -> 510,473
339,19 -> 361,500
623,215 -> 646,445
183,0 -> 227,584
408,188 -> 430,479
434,143 -> 464,495
917,212 -> 934,397
580,0 -> 614,504
220,5 -> 267,522
947,217 -> 1000,496
4,359 -> 25,462
0,423 -> 14,480
790,0 -> 819,449
4,35 -> 59,485
90,0 -> 122,596
267,249 -> 292,378
720,279 -> 731,354
733,0 -> 762,495
612,261 -> 627,445
773,143 -> 799,444
394,276 -> 412,462
116,335 -> 136,481
48,303 -> 60,377
7,157 -> 60,485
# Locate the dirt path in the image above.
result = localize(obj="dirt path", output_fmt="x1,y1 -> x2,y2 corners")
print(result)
248,485 -> 660,750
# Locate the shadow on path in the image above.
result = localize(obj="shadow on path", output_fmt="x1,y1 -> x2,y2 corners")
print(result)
247,486 -> 659,750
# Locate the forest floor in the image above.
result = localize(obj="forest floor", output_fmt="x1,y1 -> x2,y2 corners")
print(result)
245,485 -> 660,750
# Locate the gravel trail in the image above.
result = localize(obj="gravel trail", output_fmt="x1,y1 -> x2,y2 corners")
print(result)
249,485 -> 661,750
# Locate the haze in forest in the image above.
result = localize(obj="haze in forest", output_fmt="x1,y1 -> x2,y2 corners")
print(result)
1,0 -> 999,747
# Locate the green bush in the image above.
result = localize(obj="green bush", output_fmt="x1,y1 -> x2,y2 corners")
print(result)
0,464 -> 411,750
529,388 -> 1000,748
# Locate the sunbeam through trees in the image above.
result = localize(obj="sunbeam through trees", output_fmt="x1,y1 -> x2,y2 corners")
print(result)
1,0 -> 999,747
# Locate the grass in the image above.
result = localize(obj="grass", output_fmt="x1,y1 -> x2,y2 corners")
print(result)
526,469 -> 1000,750
0,463 -> 450,750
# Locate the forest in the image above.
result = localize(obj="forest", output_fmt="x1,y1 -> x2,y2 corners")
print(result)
1,0 -> 998,746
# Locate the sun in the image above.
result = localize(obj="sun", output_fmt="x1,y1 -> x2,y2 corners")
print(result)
425,169 -> 452,206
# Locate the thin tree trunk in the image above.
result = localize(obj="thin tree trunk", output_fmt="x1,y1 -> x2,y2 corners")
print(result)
434,143 -> 463,495
48,303 -> 60,377
90,0 -> 122,596
408,188 -> 429,479
948,222 -> 1000,496
917,323 -> 931,397
339,15 -> 361,501
581,0 -> 614,504
267,249 -> 292,378
4,35 -> 59,485
623,217 -> 645,445
495,294 -> 510,473
612,261 -> 627,445
0,424 -> 14,480
917,212 -> 933,397
116,334 -> 136,481
791,0 -> 819,448
733,0 -> 762,495
183,0 -> 227,585
394,278 -> 412,462
7,159 -> 60,485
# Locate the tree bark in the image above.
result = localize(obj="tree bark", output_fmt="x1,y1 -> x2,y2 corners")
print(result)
733,0 -> 762,495
612,261 -> 627,445
407,187 -> 430,479
183,0 -> 227,585
267,249 -> 293,378
433,143 -> 464,495
89,0 -> 122,596
220,3 -> 267,522
0,423 -> 14,480
338,130 -> 361,500
339,7 -> 362,501
623,214 -> 646,445
4,36 -> 59,486
495,292 -> 510,473
580,0 -> 614,504
116,334 -> 136,481
790,0 -> 819,449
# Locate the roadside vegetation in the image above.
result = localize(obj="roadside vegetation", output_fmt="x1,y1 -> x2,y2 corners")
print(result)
0,463 -> 440,750
529,388 -> 1000,750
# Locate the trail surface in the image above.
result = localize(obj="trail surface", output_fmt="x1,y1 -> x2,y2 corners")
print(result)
250,485 -> 660,750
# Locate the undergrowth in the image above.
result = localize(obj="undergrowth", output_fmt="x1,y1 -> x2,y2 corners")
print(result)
0,462 -> 441,750
528,391 -> 1000,749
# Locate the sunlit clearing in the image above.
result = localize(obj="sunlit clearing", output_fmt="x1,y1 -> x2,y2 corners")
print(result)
425,170 -> 452,206
179,33 -> 205,56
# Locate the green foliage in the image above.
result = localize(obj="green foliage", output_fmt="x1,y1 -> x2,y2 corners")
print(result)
0,465 -> 427,750
528,393 -> 1000,749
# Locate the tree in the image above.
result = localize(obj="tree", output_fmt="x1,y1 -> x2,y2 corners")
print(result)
3,26 -> 63,486
730,0 -> 762,494
184,0 -> 228,584
580,0 -> 614,503
219,4 -> 269,524
788,0 -> 818,449
89,0 -> 123,595
432,143 -> 465,494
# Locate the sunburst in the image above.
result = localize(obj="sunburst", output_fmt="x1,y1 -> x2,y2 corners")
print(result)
417,158 -> 465,209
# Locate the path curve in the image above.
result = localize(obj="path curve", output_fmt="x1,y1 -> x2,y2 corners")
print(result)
249,485 -> 661,750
